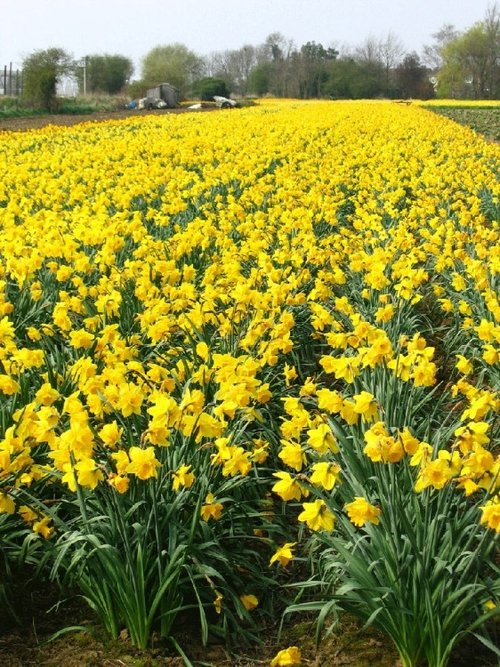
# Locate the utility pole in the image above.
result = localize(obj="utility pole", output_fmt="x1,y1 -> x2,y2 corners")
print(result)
78,57 -> 87,96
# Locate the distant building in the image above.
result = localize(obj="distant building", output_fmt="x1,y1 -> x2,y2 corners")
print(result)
145,83 -> 179,108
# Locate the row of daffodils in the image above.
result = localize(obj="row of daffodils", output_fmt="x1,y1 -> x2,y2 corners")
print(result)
0,99 -> 499,666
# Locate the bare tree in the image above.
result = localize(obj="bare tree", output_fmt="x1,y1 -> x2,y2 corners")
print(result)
422,24 -> 460,70
354,36 -> 385,96
355,35 -> 382,65
233,45 -> 258,95
483,3 -> 500,95
203,44 -> 257,95
379,32 -> 405,92
257,32 -> 296,64
255,33 -> 297,97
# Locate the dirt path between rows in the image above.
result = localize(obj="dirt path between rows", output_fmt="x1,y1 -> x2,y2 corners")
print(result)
0,106 -> 217,132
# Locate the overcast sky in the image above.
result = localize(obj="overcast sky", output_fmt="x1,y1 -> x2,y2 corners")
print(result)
1,0 -> 494,75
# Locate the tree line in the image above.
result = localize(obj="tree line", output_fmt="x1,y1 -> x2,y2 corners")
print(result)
20,4 -> 500,110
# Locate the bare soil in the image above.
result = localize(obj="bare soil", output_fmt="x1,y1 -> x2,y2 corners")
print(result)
0,106 -> 217,133
0,575 -> 498,666
0,579 -> 401,667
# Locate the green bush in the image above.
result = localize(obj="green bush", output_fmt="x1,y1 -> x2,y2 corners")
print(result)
192,77 -> 229,101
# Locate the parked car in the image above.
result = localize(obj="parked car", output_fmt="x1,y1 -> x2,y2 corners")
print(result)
213,96 -> 237,109
137,97 -> 168,110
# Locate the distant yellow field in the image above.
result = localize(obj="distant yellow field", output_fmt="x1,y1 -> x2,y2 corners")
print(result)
419,98 -> 500,107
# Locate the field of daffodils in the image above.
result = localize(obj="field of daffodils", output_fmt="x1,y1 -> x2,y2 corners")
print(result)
0,99 -> 499,667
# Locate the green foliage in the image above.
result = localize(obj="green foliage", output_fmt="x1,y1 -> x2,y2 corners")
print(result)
0,105 -> 47,119
294,42 -> 338,99
302,489 -> 499,667
57,95 -> 130,113
325,58 -> 383,99
47,492 -> 190,647
0,94 -> 130,120
247,63 -> 273,96
21,48 -> 74,111
0,96 -> 21,111
192,77 -> 229,101
78,54 -> 134,95
428,107 -> 500,142
284,388 -> 500,667
17,343 -> 290,649
141,44 -> 203,98
437,6 -> 500,99
0,510 -> 45,626
126,80 -> 148,100
395,53 -> 435,99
